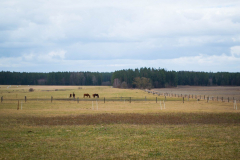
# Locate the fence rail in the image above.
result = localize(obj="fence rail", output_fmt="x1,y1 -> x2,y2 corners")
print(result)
1,95 -> 239,103
144,90 -> 240,103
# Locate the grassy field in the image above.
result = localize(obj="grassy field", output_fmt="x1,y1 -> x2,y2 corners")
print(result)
0,85 -> 240,159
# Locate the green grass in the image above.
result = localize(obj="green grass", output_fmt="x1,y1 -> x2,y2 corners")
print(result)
1,124 -> 239,159
0,85 -> 240,159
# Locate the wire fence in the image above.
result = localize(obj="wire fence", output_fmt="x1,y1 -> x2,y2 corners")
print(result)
144,90 -> 240,103
1,94 -> 239,104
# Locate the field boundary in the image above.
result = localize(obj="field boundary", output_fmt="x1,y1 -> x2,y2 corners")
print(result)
1,96 -> 239,103
145,89 -> 240,103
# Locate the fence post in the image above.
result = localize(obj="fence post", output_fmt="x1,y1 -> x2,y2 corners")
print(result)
25,96 -> 27,103
183,97 -> 184,103
17,100 -> 19,110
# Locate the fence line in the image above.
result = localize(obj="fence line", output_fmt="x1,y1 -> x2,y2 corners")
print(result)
1,96 -> 239,103
1,90 -> 239,103
0,97 -> 169,102
144,90 -> 240,103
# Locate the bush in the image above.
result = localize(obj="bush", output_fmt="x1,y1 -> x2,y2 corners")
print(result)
121,81 -> 128,89
29,88 -> 34,92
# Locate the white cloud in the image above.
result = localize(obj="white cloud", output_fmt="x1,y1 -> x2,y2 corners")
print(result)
48,50 -> 66,59
1,52 -> 239,72
36,50 -> 66,62
1,0 -> 240,72
23,53 -> 35,61
0,57 -> 22,68
231,46 -> 240,57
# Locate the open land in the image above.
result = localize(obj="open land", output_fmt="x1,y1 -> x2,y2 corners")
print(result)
153,85 -> 240,101
0,85 -> 240,159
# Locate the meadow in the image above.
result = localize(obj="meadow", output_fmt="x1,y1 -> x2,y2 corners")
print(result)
0,85 -> 239,159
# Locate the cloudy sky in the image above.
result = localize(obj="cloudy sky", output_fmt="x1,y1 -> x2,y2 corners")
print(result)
1,0 -> 240,72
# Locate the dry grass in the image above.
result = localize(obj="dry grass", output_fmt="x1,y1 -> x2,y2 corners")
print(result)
0,85 -> 240,159
16,112 -> 240,126
153,86 -> 240,101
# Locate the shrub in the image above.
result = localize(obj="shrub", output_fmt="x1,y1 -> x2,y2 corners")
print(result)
29,88 -> 34,92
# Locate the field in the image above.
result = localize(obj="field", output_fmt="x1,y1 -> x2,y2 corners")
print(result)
153,86 -> 240,101
0,85 -> 240,159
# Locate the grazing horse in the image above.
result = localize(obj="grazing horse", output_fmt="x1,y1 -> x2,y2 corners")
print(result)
69,94 -> 72,98
73,93 -> 75,98
83,93 -> 91,98
92,94 -> 99,98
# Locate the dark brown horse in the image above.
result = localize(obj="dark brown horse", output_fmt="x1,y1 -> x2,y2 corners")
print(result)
83,93 -> 91,98
69,94 -> 72,98
73,93 -> 75,98
92,94 -> 99,98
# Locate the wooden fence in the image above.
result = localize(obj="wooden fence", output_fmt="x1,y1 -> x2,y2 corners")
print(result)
144,90 -> 240,103
1,94 -> 239,104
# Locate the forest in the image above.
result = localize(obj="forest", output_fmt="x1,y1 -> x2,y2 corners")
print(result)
0,68 -> 240,88
0,71 -> 112,86
111,68 -> 240,88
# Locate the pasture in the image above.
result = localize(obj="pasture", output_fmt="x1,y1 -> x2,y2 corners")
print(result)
0,85 -> 240,159
153,85 -> 240,101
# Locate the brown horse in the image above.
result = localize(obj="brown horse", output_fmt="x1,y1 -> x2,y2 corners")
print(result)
83,93 -> 91,98
73,93 -> 75,98
92,94 -> 99,98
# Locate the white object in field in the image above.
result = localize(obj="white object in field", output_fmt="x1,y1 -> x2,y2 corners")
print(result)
96,100 -> 98,110
234,100 -> 237,110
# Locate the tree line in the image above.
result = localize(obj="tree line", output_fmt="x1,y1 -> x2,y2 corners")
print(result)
1,68 -> 240,88
0,71 -> 112,86
111,68 -> 240,89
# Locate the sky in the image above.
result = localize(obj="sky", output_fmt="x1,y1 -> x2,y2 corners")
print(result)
1,0 -> 240,73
